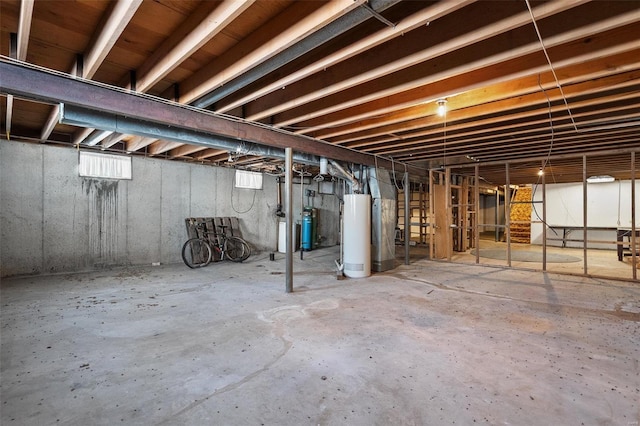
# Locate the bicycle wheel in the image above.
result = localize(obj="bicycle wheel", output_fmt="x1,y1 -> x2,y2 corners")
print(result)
238,239 -> 251,261
182,238 -> 212,268
224,236 -> 249,262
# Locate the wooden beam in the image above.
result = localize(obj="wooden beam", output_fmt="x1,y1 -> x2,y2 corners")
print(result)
78,0 -> 247,146
319,49 -> 640,142
281,12 -> 640,132
350,81 -> 640,153
169,144 -> 208,158
195,149 -> 227,160
244,0 -> 592,123
148,141 -> 183,156
6,0 -> 33,138
179,0 -> 368,104
214,0 -> 474,113
126,136 -> 156,153
39,0 -> 142,141
134,0 -> 254,92
397,130 -> 639,163
123,0 -> 366,155
83,0 -> 143,79
17,0 -> 34,61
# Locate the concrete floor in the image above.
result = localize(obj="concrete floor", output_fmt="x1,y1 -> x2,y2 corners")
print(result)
1,247 -> 639,425
452,240 -> 640,281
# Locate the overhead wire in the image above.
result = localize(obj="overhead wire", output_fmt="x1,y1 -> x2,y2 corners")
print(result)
530,73 -> 559,236
524,0 -> 578,133
230,179 -> 257,214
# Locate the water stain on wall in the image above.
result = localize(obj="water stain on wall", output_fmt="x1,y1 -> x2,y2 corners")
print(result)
82,179 -> 119,266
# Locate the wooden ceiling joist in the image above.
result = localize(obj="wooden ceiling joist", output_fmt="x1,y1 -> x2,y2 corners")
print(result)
283,15 -> 640,133
39,0 -> 143,142
244,0 -> 590,123
179,0 -> 368,105
321,50 -> 640,143
214,0 -> 475,114
1,1 -> 638,178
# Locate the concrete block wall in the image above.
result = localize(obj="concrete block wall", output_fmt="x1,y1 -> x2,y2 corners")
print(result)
0,141 -> 340,277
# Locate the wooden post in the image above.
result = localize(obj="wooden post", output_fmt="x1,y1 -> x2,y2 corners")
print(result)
505,163 -> 511,267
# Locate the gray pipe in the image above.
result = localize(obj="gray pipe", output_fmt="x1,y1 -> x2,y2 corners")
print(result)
328,160 -> 362,193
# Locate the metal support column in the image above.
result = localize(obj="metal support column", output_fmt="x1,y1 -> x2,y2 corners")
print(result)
285,148 -> 293,293
542,160 -> 547,271
582,155 -> 588,274
632,152 -> 636,280
495,188 -> 500,242
446,167 -> 452,261
404,172 -> 410,265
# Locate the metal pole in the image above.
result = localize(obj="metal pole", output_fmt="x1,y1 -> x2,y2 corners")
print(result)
285,147 -> 293,293
582,155 -> 588,275
542,160 -> 547,271
404,172 -> 410,265
446,167 -> 452,261
632,152 -> 636,280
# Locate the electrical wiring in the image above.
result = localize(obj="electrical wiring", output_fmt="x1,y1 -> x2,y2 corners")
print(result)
530,74 -> 558,236
524,0 -> 578,133
390,157 -> 404,191
230,181 -> 257,214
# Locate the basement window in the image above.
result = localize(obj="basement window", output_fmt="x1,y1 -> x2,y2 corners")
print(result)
235,170 -> 262,189
78,151 -> 132,180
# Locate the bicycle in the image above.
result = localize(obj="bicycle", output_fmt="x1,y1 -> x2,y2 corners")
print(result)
182,222 -> 251,268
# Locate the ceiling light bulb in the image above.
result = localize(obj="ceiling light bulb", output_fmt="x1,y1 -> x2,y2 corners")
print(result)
437,99 -> 447,117
538,168 -> 544,176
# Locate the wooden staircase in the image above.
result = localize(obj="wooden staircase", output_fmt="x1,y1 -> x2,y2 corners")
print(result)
509,186 -> 532,244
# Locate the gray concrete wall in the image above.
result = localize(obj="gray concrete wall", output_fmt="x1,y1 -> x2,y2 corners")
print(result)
0,141 -> 340,276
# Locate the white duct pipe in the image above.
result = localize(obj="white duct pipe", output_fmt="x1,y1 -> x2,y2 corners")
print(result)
320,157 -> 328,175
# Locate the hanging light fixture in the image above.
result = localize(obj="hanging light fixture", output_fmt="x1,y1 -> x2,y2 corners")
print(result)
437,99 -> 447,117
538,168 -> 544,176
586,175 -> 614,183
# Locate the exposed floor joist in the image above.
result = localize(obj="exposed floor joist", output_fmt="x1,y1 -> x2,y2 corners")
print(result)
0,0 -> 638,180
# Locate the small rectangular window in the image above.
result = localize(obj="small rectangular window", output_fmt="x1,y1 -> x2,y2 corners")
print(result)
235,170 -> 263,189
79,151 -> 132,180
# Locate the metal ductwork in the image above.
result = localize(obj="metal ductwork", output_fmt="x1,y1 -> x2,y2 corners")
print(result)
368,166 -> 397,272
60,104 -> 320,165
327,160 -> 362,193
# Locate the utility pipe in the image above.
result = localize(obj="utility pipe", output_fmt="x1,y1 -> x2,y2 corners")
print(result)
275,177 -> 285,217
300,167 -> 305,260
328,160 -> 362,193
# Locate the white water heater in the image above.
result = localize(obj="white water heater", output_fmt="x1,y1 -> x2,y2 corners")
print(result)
343,194 -> 371,278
